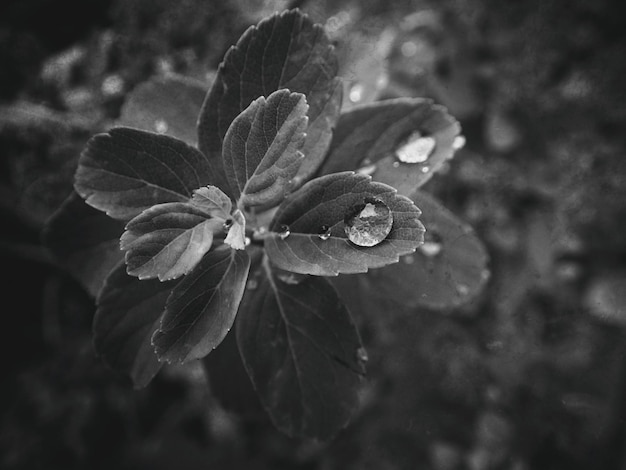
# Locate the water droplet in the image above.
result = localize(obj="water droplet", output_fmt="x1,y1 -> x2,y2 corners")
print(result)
244,237 -> 251,246
395,131 -> 436,164
155,119 -> 168,134
403,255 -> 415,264
278,224 -> 291,240
453,135 -> 466,150
344,197 -> 393,247
349,83 -> 364,103
223,218 -> 233,231
246,278 -> 258,290
356,347 -> 369,363
419,231 -> 442,257
357,164 -> 377,176
456,284 -> 470,296
318,225 -> 332,241
421,165 -> 430,173
392,161 -> 400,168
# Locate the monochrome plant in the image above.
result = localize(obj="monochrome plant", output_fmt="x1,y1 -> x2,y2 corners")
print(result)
44,9 -> 489,440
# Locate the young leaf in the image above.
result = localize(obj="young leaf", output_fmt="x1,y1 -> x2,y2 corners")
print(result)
191,186 -> 232,219
265,172 -> 425,276
42,191 -> 125,296
120,200 -> 226,281
75,127 -> 216,221
94,262 -> 179,388
320,98 -> 461,195
236,263 -> 365,440
197,9 -> 340,196
117,74 -> 207,147
153,247 -> 251,363
222,89 -> 308,208
224,209 -> 246,250
369,190 -> 490,310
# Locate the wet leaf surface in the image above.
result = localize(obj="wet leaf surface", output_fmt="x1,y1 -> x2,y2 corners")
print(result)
265,172 -> 425,275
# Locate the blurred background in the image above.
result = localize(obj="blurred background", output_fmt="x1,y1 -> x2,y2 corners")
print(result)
2,0 -> 626,468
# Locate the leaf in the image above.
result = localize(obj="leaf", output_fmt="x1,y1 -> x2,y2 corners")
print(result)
197,9 -> 340,196
191,186 -> 232,218
236,263 -> 365,440
222,89 -> 308,208
42,191 -> 125,296
117,73 -> 207,146
369,190 -> 490,310
74,127 -> 216,221
120,199 -> 227,281
265,172 -> 425,276
320,98 -> 461,195
94,262 -> 178,388
153,247 -> 251,363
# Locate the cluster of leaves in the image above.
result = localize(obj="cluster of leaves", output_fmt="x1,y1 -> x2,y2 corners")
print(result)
44,9 -> 488,440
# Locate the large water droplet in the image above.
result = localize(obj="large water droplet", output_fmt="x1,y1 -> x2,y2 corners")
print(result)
395,131 -> 436,164
419,231 -> 442,257
155,119 -> 168,134
344,198 -> 393,247
318,225 -> 332,241
278,224 -> 291,240
356,347 -> 369,363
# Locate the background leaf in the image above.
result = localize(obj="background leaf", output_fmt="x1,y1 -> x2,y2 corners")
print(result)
222,89 -> 308,208
197,9 -> 340,196
236,263 -> 365,440
117,74 -> 207,147
120,201 -> 225,281
153,247 -> 250,363
94,262 -> 179,388
369,190 -> 490,310
74,127 -> 216,221
320,98 -> 461,195
42,191 -> 125,297
265,172 -> 425,275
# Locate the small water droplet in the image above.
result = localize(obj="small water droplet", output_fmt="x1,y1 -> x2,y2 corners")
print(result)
419,231 -> 442,257
277,272 -> 305,285
246,278 -> 258,290
349,83 -> 364,103
344,197 -> 393,247
453,135 -> 466,150
395,131 -> 436,164
356,347 -> 369,363
456,284 -> 470,296
155,119 -> 168,134
392,161 -> 400,168
244,236 -> 251,246
357,164 -> 377,175
223,219 -> 233,231
421,165 -> 430,173
278,224 -> 291,240
318,225 -> 332,241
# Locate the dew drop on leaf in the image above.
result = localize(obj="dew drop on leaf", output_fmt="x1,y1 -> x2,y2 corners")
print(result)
421,165 -> 430,173
356,347 -> 369,363
419,230 -> 442,257
344,197 -> 393,247
245,236 -> 251,246
318,225 -> 332,241
395,131 -> 436,164
453,135 -> 466,150
154,119 -> 168,134
246,278 -> 258,290
456,283 -> 470,296
349,83 -> 364,103
278,224 -> 291,240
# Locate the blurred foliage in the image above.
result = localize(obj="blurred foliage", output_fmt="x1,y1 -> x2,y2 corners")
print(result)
2,0 -> 626,469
